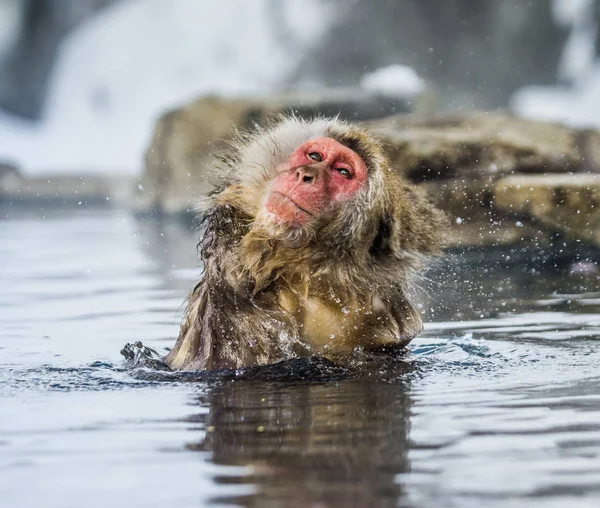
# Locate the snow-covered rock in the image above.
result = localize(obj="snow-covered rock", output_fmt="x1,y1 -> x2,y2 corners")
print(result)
0,0 -> 331,176
512,0 -> 600,128
359,65 -> 425,98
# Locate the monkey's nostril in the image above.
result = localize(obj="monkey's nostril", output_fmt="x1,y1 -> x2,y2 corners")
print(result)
296,167 -> 315,184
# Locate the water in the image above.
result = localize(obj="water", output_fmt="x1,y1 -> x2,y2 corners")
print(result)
1,209 -> 600,508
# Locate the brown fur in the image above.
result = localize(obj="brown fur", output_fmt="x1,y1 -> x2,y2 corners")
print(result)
165,117 -> 446,370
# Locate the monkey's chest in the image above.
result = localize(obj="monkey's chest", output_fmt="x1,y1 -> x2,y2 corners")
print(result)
277,291 -> 400,355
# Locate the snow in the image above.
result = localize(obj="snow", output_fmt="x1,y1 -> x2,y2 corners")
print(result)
511,70 -> 600,128
552,0 -> 593,26
512,0 -> 600,129
553,0 -> 596,82
359,64 -> 425,98
0,0 -> 332,175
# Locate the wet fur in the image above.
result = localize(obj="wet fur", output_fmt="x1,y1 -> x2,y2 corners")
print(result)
165,117 -> 446,370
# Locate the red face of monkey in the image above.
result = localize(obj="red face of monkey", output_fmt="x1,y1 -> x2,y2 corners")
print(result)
265,137 -> 368,225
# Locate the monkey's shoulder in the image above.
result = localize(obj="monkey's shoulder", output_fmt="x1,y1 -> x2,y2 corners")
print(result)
200,205 -> 250,254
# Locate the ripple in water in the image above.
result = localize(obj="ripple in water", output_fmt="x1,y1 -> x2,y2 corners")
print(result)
2,209 -> 600,508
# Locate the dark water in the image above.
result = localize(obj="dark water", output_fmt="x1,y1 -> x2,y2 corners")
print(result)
1,209 -> 600,508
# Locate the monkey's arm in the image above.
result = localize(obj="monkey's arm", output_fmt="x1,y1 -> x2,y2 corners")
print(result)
165,204 -> 247,370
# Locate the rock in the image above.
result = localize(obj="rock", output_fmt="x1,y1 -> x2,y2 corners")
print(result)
138,96 -> 252,215
418,176 -> 549,249
368,113 -> 600,251
0,161 -> 22,184
136,90 -> 427,215
0,164 -> 133,209
494,174 -> 600,248
139,100 -> 600,253
366,112 -> 600,180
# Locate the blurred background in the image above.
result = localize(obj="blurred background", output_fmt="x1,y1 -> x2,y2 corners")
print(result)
1,0 -> 600,177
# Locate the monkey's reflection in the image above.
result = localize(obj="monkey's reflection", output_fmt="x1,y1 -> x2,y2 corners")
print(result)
186,376 -> 413,508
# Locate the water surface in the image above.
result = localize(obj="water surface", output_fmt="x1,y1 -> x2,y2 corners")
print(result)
1,209 -> 600,508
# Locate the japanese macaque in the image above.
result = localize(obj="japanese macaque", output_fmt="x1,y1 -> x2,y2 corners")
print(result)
165,117 -> 446,370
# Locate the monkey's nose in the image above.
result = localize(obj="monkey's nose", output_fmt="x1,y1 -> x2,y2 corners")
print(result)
295,165 -> 318,184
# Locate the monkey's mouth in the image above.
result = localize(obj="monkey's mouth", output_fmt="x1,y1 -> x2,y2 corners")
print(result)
266,192 -> 314,224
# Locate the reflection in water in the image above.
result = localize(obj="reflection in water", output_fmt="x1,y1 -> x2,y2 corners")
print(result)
187,377 -> 413,507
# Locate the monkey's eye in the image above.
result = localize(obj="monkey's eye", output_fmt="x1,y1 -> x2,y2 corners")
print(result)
307,152 -> 322,162
335,167 -> 352,179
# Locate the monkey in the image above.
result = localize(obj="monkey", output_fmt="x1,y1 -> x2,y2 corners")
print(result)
165,116 -> 446,371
